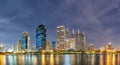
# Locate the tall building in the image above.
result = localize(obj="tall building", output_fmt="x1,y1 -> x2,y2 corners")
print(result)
36,24 -> 46,50
65,28 -> 70,50
17,39 -> 21,52
0,44 -> 4,52
45,40 -> 52,52
69,29 -> 76,50
51,41 -> 56,50
21,32 -> 30,51
56,25 -> 66,50
76,29 -> 81,51
81,32 -> 86,51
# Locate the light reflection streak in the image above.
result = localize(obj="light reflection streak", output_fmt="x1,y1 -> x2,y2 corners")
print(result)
112,54 -> 115,65
50,54 -> 54,65
100,54 -> 104,65
42,54 -> 46,65
34,56 -> 38,65
55,55 -> 59,65
17,55 -> 21,65
0,55 -> 4,65
64,55 -> 70,65
91,54 -> 95,65
117,54 -> 120,65
106,54 -> 111,65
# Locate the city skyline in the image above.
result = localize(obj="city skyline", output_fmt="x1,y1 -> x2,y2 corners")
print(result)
0,0 -> 120,49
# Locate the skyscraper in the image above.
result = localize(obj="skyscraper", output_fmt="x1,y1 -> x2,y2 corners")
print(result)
56,25 -> 66,50
45,40 -> 52,52
51,41 -> 56,50
21,32 -> 30,51
81,32 -> 86,51
76,29 -> 81,51
36,24 -> 46,50
70,29 -> 75,50
17,39 -> 21,52
65,28 -> 70,50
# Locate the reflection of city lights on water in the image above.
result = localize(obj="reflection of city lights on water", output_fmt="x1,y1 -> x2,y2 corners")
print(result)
42,54 -> 46,65
50,54 -> 54,65
112,54 -> 115,65
34,56 -> 37,65
18,55 -> 21,65
0,55 -> 4,65
55,55 -> 59,65
100,55 -> 103,65
64,55 -> 70,65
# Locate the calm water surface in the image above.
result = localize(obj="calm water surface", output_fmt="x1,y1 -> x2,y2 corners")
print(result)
0,54 -> 120,65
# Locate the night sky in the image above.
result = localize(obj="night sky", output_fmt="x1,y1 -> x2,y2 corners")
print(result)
0,0 -> 120,49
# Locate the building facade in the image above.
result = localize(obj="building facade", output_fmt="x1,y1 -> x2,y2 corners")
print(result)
65,28 -> 70,50
45,40 -> 52,52
56,25 -> 66,50
88,44 -> 94,51
69,29 -> 76,50
76,29 -> 81,51
51,41 -> 56,50
21,32 -> 30,51
81,32 -> 86,51
17,39 -> 21,52
36,24 -> 46,50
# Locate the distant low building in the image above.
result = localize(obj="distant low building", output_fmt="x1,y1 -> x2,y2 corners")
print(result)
107,42 -> 113,50
0,44 -> 4,52
88,44 -> 94,51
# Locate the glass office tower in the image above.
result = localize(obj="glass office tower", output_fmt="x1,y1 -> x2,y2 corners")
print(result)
21,32 -> 30,51
36,24 -> 46,50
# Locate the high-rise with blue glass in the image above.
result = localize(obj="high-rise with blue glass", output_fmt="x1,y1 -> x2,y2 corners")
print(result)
21,32 -> 30,51
36,24 -> 46,50
51,41 -> 56,50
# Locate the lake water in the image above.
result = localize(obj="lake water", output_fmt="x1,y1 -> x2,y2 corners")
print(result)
0,54 -> 120,65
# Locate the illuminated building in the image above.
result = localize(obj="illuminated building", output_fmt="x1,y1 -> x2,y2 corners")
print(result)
81,32 -> 86,51
56,25 -> 66,50
17,39 -> 21,52
36,24 -> 46,50
76,29 -> 81,51
0,44 -> 4,52
88,44 -> 94,51
65,28 -> 70,50
70,29 -> 75,50
107,42 -> 113,50
21,32 -> 30,51
51,41 -> 56,50
45,40 -> 52,52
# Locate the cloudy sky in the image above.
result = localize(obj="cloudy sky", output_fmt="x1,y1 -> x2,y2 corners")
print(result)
0,0 -> 120,49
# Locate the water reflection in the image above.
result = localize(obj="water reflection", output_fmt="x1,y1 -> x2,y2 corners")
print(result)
41,54 -> 46,65
0,53 -> 120,65
64,55 -> 70,65
50,54 -> 54,65
0,55 -> 4,65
